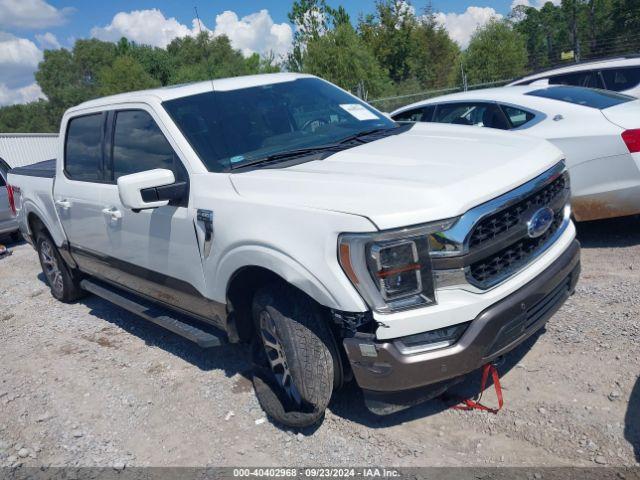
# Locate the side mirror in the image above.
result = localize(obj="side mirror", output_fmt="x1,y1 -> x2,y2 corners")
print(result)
117,169 -> 183,210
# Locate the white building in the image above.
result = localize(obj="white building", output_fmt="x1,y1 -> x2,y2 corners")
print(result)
0,133 -> 59,169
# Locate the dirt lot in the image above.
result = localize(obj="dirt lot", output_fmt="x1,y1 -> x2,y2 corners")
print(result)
0,216 -> 639,469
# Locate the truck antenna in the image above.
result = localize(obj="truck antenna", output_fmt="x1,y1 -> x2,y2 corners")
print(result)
194,6 -> 215,90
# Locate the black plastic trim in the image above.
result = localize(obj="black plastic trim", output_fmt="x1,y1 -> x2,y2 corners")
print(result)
69,244 -> 226,327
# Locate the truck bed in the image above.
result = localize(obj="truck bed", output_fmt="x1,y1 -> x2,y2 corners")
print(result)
7,158 -> 67,248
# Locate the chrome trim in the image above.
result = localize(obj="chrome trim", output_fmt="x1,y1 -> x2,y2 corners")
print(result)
430,161 -> 567,258
435,204 -> 572,293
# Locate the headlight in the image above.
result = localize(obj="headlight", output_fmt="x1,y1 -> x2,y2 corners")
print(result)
339,219 -> 457,313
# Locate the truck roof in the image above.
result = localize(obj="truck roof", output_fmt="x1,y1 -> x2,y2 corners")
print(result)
69,72 -> 315,114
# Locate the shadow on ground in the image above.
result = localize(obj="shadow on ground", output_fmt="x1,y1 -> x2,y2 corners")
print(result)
625,376 -> 640,463
329,328 -> 544,429
36,271 -> 253,381
576,214 -> 640,248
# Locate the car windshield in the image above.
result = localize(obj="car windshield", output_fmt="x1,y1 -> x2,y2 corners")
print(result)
526,86 -> 634,109
163,77 -> 396,172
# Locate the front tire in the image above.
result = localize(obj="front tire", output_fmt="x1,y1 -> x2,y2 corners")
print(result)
252,284 -> 336,428
36,234 -> 83,302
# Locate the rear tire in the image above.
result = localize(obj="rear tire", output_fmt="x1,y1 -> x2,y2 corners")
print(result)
251,283 -> 336,428
36,233 -> 84,302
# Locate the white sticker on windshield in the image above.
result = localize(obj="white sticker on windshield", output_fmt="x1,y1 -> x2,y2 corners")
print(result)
339,104 -> 380,121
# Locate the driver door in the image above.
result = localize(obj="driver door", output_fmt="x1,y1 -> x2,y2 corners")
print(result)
97,108 -> 222,325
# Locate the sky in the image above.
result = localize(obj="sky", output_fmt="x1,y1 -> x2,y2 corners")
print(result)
0,0 -> 556,107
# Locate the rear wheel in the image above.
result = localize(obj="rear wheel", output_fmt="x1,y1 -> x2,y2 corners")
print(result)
36,234 -> 83,302
251,284 -> 336,428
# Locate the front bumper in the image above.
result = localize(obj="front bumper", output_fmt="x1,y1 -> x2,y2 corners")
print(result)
343,239 -> 580,414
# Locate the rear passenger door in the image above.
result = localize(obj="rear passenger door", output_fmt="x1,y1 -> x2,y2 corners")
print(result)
54,112 -> 115,260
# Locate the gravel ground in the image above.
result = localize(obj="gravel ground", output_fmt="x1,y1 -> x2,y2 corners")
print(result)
0,216 -> 639,468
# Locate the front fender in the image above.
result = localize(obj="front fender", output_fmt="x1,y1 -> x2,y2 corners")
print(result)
213,245 -> 362,311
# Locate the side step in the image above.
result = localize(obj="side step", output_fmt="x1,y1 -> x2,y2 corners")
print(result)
80,279 -> 225,348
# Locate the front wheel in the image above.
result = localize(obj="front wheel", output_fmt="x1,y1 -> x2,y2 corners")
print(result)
252,284 -> 336,428
36,234 -> 83,302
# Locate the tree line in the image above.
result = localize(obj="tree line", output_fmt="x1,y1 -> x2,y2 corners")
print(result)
1,0 -> 638,133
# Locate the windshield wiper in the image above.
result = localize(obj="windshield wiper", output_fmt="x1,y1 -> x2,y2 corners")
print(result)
230,145 -> 341,170
334,126 -> 397,145
230,126 -> 403,171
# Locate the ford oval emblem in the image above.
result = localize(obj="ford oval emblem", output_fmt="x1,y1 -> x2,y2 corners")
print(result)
527,207 -> 554,238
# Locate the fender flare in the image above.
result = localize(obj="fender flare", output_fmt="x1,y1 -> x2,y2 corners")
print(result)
215,245 -> 341,310
23,200 -> 66,247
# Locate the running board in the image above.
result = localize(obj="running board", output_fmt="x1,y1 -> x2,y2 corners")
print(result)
80,279 -> 225,348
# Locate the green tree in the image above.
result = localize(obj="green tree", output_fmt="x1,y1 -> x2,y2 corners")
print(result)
98,56 -> 161,96
302,23 -> 391,99
463,20 -> 528,84
287,0 -> 350,71
358,0 -> 417,83
167,33 -> 257,83
610,0 -> 640,52
0,101 -> 57,133
408,14 -> 460,89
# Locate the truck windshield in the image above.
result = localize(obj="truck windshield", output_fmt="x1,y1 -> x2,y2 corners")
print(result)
163,78 -> 396,172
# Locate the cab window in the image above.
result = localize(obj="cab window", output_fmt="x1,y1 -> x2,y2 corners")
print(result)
65,113 -> 105,182
112,110 -> 186,182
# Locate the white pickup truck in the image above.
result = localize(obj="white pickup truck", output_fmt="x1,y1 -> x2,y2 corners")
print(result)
8,73 -> 580,427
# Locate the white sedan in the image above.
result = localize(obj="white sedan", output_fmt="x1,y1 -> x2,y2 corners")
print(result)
391,85 -> 640,221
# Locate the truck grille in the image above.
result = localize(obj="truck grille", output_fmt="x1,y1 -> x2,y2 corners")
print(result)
466,173 -> 568,288
469,174 -> 566,249
469,210 -> 564,286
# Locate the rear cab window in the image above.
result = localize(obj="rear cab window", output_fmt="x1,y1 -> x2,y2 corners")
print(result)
64,113 -> 105,182
526,86 -> 634,109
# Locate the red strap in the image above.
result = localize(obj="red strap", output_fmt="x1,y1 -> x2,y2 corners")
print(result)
451,363 -> 504,414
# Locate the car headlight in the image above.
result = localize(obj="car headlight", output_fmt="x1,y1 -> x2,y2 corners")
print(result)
339,219 -> 458,313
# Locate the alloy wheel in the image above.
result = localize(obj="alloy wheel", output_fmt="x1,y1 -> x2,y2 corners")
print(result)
258,310 -> 303,406
40,240 -> 63,294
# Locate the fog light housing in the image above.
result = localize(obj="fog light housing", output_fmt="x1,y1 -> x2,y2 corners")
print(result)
394,322 -> 470,355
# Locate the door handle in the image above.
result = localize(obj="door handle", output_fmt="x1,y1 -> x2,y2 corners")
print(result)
55,199 -> 71,210
102,207 -> 122,220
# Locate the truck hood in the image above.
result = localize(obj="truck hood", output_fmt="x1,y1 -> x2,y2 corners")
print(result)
230,123 -> 564,230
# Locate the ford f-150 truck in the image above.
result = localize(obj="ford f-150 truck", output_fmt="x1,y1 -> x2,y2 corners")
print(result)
8,73 -> 580,427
